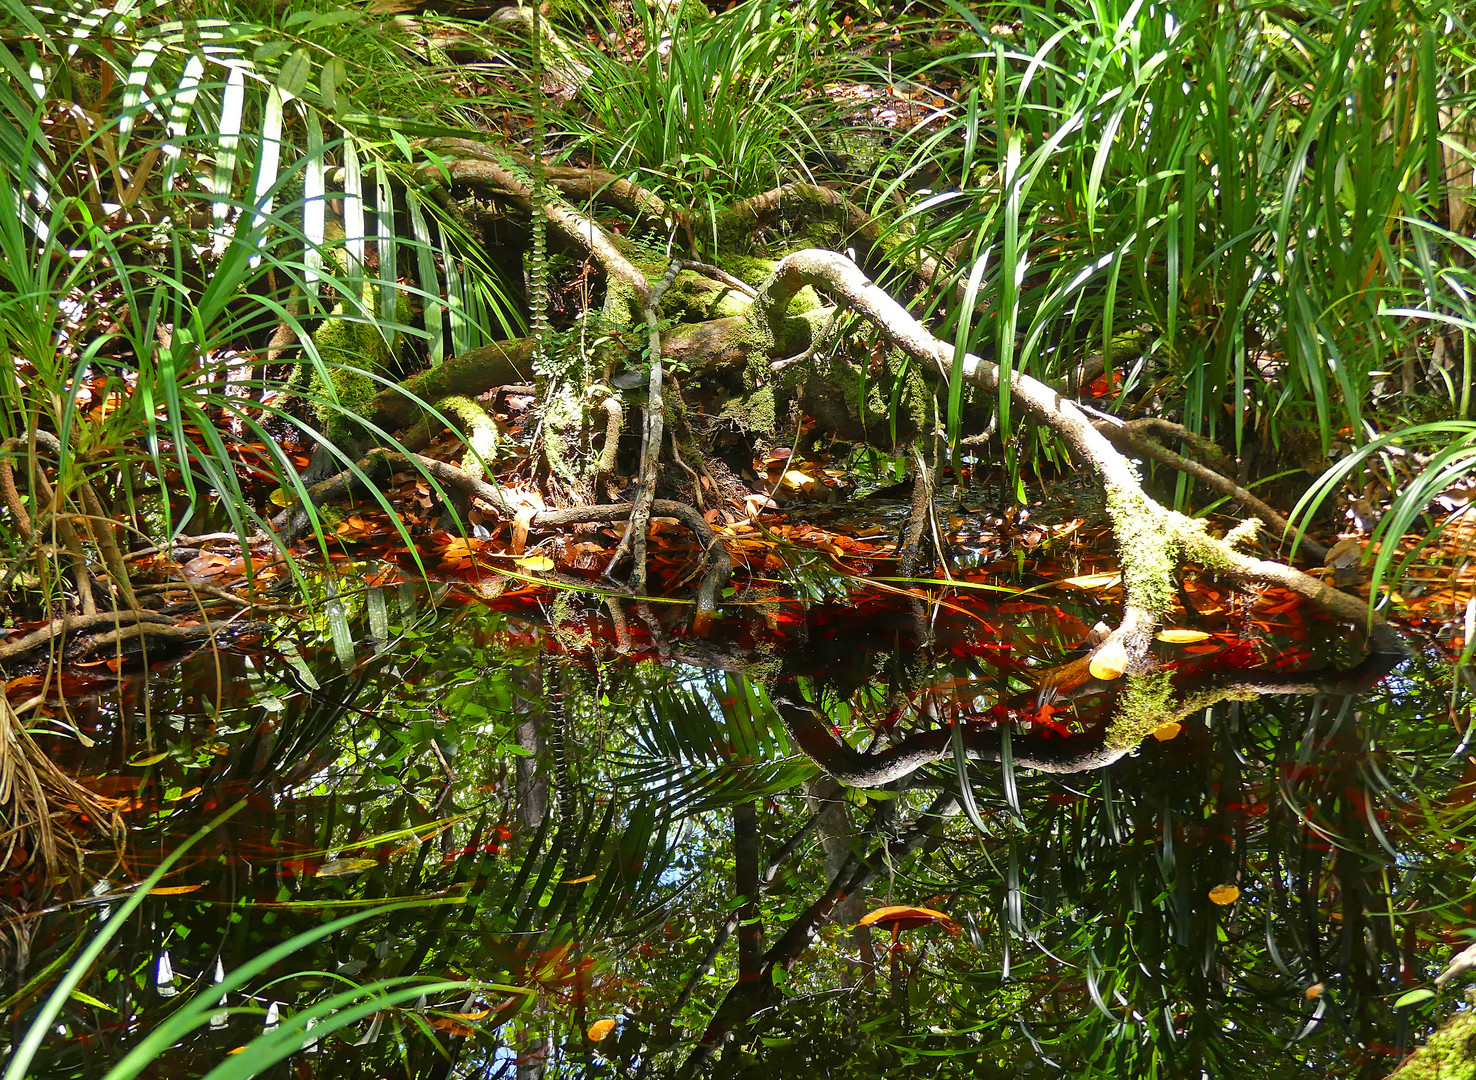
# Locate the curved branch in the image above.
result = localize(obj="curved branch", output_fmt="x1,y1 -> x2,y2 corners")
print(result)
418,157 -> 651,303
754,250 -> 1406,660
774,649 -> 1405,788
423,139 -> 685,237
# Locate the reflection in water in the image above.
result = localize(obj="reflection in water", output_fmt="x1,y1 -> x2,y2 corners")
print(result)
6,577 -> 1466,1079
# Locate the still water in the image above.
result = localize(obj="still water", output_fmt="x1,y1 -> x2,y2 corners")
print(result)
8,560 -> 1467,1079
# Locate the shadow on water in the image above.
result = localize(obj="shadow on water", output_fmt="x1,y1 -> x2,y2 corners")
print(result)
4,569 -> 1468,1079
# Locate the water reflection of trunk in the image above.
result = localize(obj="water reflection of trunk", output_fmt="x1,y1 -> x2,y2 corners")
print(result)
513,659 -> 548,830
512,657 -> 551,1080
803,778 -> 874,985
677,794 -> 957,1079
733,800 -> 762,978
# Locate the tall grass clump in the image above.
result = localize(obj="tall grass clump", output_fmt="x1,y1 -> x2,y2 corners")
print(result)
0,0 -> 514,623
559,0 -> 839,220
882,0 -> 1475,487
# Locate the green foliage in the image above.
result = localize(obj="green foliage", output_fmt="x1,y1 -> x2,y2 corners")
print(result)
559,0 -> 837,222
880,0 -> 1473,475
0,0 -> 515,614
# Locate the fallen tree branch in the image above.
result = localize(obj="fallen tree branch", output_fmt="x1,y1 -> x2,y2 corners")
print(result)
1093,418 -> 1328,560
0,610 -> 176,664
418,156 -> 652,308
753,249 -> 1406,661
271,452 -> 732,626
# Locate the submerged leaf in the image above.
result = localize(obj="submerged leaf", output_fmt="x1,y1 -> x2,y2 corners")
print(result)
1208,884 -> 1239,905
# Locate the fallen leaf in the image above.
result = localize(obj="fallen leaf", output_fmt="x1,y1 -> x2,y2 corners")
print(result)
148,883 -> 205,895
1156,628 -> 1212,644
588,1018 -> 617,1042
1088,640 -> 1129,681
128,751 -> 169,767
1152,721 -> 1182,741
516,554 -> 555,572
562,873 -> 597,884
1208,884 -> 1239,905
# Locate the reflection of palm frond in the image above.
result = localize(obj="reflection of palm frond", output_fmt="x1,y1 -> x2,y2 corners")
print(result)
610,674 -> 818,815
478,796 -> 679,944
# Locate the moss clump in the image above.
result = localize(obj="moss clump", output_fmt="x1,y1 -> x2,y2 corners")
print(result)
1386,993 -> 1476,1080
663,273 -> 753,321
1104,483 -> 1178,616
299,283 -> 412,449
1106,669 -> 1177,750
540,385 -> 586,483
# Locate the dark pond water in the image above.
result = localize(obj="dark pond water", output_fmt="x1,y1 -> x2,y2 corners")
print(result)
7,550 -> 1470,1079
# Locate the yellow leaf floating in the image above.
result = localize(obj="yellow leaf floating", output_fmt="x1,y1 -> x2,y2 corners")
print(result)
1156,628 -> 1212,644
1058,572 -> 1122,590
1088,640 -> 1129,681
1152,721 -> 1182,741
1208,884 -> 1239,906
562,873 -> 597,884
516,554 -> 555,572
588,1018 -> 616,1042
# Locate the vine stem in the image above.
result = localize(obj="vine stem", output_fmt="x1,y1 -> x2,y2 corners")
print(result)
527,1 -> 548,372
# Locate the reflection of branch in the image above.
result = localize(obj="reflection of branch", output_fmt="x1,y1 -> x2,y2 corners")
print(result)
672,800 -> 829,1013
775,693 -> 1128,784
677,794 -> 957,1078
776,649 -> 1405,787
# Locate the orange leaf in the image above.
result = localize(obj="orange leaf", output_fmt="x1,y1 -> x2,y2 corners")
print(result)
148,883 -> 204,895
1152,721 -> 1182,741
1208,884 -> 1239,905
588,1018 -> 617,1042
856,904 -> 961,935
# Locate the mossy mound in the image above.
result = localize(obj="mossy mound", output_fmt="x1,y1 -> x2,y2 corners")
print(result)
296,283 -> 413,449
